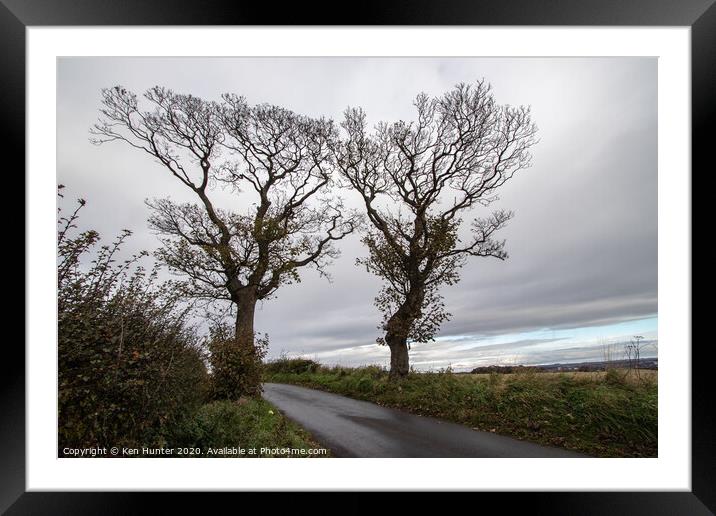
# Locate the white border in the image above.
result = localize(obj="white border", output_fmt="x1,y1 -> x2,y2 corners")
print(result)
27,27 -> 690,491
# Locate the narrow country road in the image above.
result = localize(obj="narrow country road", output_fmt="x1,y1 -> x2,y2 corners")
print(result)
262,383 -> 585,458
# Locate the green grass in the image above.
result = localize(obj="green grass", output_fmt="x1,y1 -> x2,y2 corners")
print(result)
264,359 -> 657,458
169,398 -> 329,457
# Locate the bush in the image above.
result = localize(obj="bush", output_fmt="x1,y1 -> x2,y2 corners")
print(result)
208,325 -> 268,399
57,187 -> 209,451
263,356 -> 321,376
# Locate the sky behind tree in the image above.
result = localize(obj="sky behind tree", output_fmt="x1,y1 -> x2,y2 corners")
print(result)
57,57 -> 657,371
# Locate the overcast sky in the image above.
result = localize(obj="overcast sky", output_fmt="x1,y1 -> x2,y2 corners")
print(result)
57,57 -> 657,371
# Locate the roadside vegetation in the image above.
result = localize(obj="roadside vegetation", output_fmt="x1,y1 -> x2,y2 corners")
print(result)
170,398 -> 328,457
264,358 -> 657,458
57,188 -> 324,457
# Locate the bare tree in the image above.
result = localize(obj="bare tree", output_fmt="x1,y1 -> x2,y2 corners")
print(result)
91,86 -> 359,358
334,81 -> 537,378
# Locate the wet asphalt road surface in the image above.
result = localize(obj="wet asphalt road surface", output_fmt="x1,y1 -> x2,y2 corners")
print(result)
262,383 -> 586,458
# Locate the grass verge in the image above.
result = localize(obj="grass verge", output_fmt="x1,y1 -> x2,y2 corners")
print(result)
264,359 -> 657,458
169,397 -> 330,457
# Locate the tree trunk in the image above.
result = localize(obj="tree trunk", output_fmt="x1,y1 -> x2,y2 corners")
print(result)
387,333 -> 410,379
384,288 -> 422,379
384,312 -> 412,379
234,289 -> 257,354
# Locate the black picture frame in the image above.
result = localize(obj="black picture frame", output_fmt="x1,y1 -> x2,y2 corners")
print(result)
5,0 -> 711,513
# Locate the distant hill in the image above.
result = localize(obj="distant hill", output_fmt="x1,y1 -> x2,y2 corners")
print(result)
469,357 -> 658,374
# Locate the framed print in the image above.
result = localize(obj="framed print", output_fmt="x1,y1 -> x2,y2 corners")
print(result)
5,0 -> 712,512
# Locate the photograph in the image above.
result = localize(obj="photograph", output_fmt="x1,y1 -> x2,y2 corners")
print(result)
57,55 -> 658,460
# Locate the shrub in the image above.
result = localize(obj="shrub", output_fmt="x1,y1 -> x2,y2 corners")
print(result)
263,356 -> 321,376
208,325 -> 268,399
57,187 -> 209,451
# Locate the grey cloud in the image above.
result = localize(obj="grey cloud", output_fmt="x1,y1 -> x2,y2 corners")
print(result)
58,57 -> 657,369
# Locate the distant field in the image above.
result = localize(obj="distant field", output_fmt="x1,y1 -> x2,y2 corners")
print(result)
264,360 -> 657,458
467,369 -> 658,383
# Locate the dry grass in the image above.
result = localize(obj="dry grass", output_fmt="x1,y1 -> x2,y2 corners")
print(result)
467,369 -> 658,385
